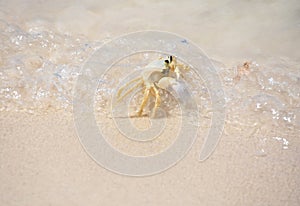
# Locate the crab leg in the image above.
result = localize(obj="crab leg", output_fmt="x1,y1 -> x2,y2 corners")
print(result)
137,87 -> 150,116
117,77 -> 141,98
152,86 -> 161,117
117,80 -> 143,102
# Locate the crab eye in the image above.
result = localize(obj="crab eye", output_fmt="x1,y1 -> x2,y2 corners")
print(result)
170,56 -> 173,62
164,60 -> 169,64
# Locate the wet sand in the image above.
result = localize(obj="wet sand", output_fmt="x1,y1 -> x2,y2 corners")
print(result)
1,111 -> 299,205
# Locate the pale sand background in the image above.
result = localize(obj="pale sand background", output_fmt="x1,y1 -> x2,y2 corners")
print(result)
1,0 -> 300,205
1,111 -> 299,205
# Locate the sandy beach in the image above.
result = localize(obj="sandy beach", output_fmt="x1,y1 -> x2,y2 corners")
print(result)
1,0 -> 300,205
1,111 -> 299,205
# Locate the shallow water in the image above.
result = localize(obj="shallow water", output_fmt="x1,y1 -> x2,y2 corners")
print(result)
1,20 -> 299,156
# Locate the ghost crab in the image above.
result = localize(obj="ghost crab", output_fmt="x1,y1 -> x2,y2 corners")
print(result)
116,56 -> 189,117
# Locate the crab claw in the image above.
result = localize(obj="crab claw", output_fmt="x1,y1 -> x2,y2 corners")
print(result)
169,80 -> 195,110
